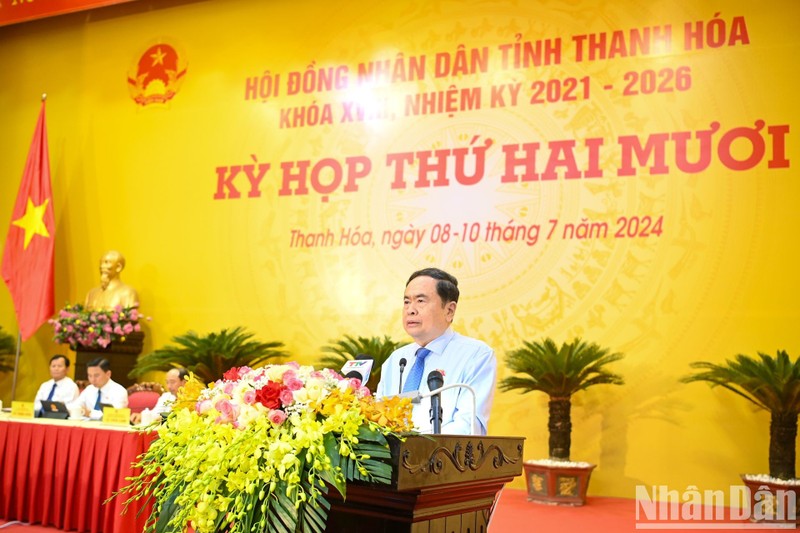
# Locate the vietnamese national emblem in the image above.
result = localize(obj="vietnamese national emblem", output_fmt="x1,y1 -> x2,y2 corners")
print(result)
127,43 -> 187,106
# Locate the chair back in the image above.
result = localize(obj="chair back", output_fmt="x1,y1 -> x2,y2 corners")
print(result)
127,382 -> 165,395
126,382 -> 164,413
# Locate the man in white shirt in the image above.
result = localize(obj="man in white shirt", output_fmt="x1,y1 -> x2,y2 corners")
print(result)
70,357 -> 128,420
130,367 -> 188,424
376,268 -> 497,435
155,367 -> 188,412
34,354 -> 80,416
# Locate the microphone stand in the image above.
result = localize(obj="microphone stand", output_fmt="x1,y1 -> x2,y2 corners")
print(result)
427,371 -> 444,434
430,395 -> 442,434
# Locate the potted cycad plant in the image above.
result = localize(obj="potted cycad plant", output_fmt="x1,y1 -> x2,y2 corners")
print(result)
499,337 -> 624,505
129,326 -> 286,384
682,349 -> 800,522
318,334 -> 400,392
0,325 -> 16,374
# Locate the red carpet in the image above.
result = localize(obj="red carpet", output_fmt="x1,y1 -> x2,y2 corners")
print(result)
491,490 -> 639,532
1,489 -> 791,532
489,489 -> 795,532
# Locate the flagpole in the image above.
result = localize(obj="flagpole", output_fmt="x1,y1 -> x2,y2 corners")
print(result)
10,332 -> 21,402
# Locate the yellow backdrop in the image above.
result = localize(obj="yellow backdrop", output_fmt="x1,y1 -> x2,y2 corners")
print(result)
1,0 -> 798,497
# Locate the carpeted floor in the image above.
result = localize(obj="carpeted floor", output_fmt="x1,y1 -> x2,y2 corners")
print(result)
488,489 -> 794,532
490,490 -> 638,532
1,489 -> 788,532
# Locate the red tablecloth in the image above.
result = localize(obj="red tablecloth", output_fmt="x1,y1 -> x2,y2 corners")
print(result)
0,416 -> 156,533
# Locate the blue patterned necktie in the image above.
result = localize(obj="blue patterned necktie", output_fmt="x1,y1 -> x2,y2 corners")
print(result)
40,382 -> 58,416
402,347 -> 432,393
46,382 -> 57,401
94,389 -> 102,411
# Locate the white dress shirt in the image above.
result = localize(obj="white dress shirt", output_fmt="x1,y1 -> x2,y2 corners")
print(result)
33,377 -> 80,413
70,379 -> 128,420
152,391 -> 177,415
376,328 -> 496,435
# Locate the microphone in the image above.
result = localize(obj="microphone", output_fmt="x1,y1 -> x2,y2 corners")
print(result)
340,354 -> 374,388
398,358 -> 407,395
427,370 -> 444,434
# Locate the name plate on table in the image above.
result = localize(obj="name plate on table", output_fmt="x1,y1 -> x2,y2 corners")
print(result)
10,401 -> 35,418
102,407 -> 131,426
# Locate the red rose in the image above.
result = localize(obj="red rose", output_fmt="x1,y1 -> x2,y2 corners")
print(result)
255,381 -> 285,410
223,367 -> 242,381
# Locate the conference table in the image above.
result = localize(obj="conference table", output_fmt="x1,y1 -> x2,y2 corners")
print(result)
0,413 -> 156,533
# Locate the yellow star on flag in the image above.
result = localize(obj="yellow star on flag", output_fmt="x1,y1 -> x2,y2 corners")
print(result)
12,197 -> 50,250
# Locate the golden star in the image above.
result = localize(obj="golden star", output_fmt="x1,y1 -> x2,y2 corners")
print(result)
150,47 -> 166,66
12,198 -> 50,249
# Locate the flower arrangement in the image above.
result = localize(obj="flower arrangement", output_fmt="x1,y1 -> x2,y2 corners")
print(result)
49,303 -> 142,350
116,363 -> 414,533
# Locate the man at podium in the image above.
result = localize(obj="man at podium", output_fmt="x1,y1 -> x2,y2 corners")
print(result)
376,268 -> 496,435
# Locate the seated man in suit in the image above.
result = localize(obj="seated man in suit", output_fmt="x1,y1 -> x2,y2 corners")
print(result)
130,367 -> 189,424
69,357 -> 128,420
34,354 -> 80,416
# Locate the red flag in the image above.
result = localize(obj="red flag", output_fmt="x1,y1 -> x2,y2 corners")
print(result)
1,101 -> 55,340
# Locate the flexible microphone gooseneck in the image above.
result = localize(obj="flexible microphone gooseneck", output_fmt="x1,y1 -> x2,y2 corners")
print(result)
398,358 -> 407,395
427,370 -> 444,434
402,383 -> 479,435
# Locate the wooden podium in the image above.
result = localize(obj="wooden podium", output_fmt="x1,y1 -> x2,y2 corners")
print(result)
325,434 -> 525,532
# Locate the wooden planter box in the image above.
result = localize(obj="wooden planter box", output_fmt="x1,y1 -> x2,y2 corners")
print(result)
74,331 -> 145,389
523,460 -> 596,506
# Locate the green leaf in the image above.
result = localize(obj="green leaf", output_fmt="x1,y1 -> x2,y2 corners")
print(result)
683,350 -> 800,415
299,479 -> 329,533
499,337 -> 624,397
129,326 -> 287,382
323,433 -> 341,469
266,489 -> 296,533
153,491 -> 179,533
0,325 -> 18,373
356,424 -> 386,443
317,334 -> 401,391
319,463 -> 346,499
353,442 -> 392,459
